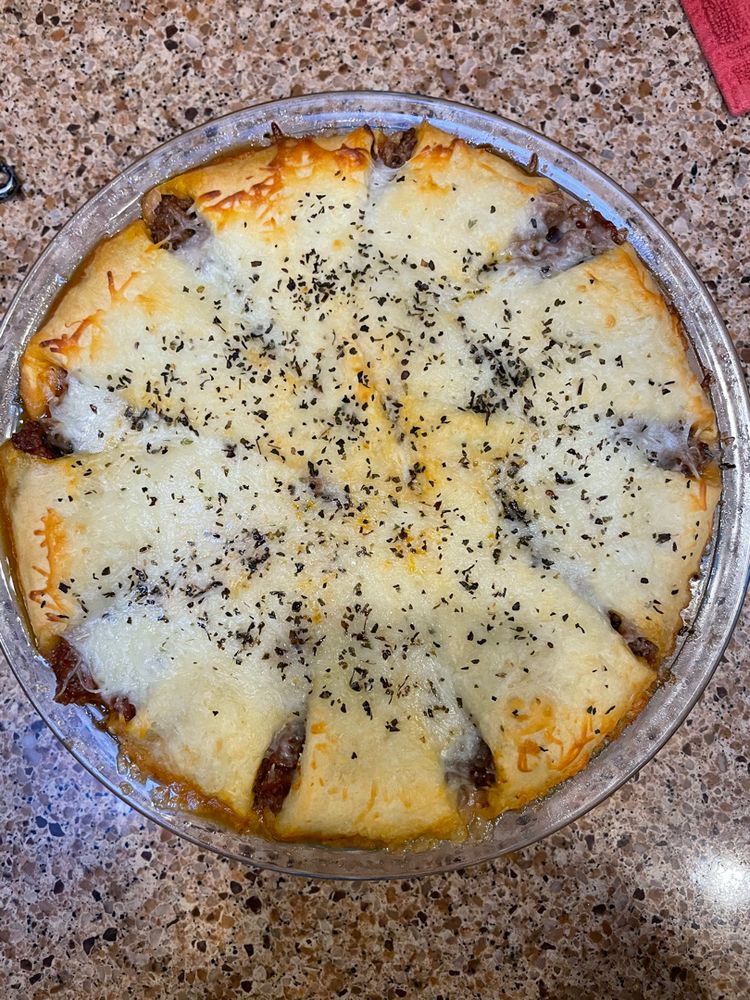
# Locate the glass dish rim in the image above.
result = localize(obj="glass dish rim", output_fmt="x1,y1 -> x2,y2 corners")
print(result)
1,89 -> 748,880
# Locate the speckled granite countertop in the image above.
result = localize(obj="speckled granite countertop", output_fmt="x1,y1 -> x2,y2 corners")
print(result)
1,1 -> 748,997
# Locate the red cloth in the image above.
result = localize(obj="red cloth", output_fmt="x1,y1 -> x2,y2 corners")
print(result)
680,0 -> 750,115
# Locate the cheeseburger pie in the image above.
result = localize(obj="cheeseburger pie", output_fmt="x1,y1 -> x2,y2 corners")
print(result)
1,124 -> 719,847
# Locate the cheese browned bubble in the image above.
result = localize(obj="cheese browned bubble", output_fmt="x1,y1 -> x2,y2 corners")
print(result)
1,124 -> 719,846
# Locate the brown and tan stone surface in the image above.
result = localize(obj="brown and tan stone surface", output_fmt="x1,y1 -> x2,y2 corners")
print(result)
1,1 -> 748,997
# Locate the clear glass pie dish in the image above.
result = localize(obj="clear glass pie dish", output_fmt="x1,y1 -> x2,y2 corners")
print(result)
0,91 -> 748,880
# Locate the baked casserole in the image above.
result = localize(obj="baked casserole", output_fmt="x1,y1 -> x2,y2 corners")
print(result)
0,124 -> 719,846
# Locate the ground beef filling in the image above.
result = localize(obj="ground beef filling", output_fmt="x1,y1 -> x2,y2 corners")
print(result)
655,428 -> 713,478
446,732 -> 497,810
48,637 -> 136,720
142,191 -> 200,250
11,420 -> 67,459
252,717 -> 306,815
376,127 -> 418,168
465,737 -> 496,789
509,189 -> 626,277
608,611 -> 659,665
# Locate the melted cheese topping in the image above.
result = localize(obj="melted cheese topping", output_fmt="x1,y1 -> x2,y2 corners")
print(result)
1,124 -> 719,846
